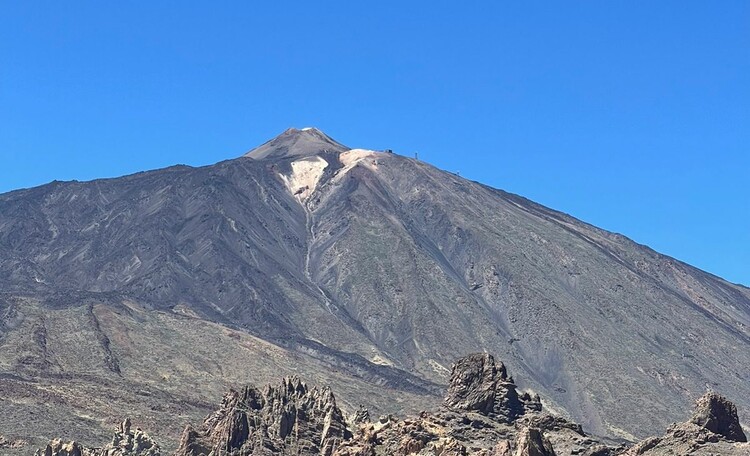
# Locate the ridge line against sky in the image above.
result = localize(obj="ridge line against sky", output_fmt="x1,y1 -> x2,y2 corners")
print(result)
1,2 -> 748,285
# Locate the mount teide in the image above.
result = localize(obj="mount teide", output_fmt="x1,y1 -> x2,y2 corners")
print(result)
0,128 -> 747,449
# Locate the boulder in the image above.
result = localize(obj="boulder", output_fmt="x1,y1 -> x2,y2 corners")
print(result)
689,392 -> 747,442
444,353 -> 541,422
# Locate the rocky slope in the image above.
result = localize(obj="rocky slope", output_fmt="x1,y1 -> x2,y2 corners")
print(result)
35,354 -> 748,455
0,128 -> 748,449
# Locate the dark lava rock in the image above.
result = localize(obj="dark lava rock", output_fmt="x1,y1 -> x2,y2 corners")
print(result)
444,353 -> 541,422
351,405 -> 371,425
174,376 -> 352,456
35,440 -> 86,456
689,392 -> 747,442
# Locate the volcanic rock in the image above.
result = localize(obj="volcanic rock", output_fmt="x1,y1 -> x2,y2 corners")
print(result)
689,392 -> 747,442
35,440 -> 86,456
351,406 -> 371,425
173,376 -> 352,456
334,354 -> 604,456
625,393 -> 749,455
444,353 -> 541,422
34,418 -> 160,456
244,127 -> 348,159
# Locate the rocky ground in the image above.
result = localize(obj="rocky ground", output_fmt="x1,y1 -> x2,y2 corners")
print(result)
31,354 -> 748,456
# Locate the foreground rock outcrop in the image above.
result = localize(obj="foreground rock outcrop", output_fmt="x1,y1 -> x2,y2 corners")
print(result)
173,377 -> 352,456
444,353 -> 542,421
690,393 -> 747,443
333,353 -> 601,456
625,392 -> 748,455
35,418 -> 160,456
33,354 -> 749,456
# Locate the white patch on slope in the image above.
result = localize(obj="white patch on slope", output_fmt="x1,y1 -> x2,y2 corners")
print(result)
370,354 -> 394,366
334,148 -> 380,182
428,359 -> 450,375
279,156 -> 329,203
340,148 -> 377,167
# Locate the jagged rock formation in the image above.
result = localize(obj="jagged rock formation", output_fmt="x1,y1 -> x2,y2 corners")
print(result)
625,392 -> 748,455
351,406 -> 371,425
173,377 -> 352,456
332,354 -> 749,455
689,393 -> 747,443
35,418 -> 160,456
444,353 -> 541,422
333,354 -> 608,456
35,440 -> 86,456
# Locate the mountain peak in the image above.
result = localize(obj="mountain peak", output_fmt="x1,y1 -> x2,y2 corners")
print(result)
244,127 -> 349,160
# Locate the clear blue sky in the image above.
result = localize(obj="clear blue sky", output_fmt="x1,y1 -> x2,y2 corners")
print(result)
1,2 -> 748,285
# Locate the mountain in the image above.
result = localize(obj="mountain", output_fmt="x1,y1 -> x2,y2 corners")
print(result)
0,128 -> 748,452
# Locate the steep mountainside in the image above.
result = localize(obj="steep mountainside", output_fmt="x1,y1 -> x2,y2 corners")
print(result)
0,128 -> 748,451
